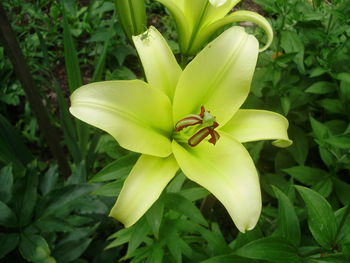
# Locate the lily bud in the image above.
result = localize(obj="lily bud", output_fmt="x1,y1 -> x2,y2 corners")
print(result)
115,0 -> 147,41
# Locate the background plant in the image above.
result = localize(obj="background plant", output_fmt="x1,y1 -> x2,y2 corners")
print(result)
0,0 -> 349,262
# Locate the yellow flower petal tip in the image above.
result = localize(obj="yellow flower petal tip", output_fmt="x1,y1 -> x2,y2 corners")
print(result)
70,26 -> 291,232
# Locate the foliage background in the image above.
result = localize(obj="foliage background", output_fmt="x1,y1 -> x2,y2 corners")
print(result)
0,0 -> 349,262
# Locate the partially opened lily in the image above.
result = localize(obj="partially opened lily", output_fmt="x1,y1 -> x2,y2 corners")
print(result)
70,26 -> 292,232
156,0 -> 273,55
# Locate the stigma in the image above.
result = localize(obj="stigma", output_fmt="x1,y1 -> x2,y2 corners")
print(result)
175,106 -> 220,147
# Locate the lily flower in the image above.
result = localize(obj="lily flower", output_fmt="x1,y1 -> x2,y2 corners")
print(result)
70,26 -> 292,232
156,0 -> 273,55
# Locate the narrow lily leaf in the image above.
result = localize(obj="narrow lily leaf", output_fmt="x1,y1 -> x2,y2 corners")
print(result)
284,166 -> 327,186
89,153 -> 139,183
222,110 -> 292,147
295,186 -> 337,249
192,10 -> 273,54
201,254 -> 255,263
133,26 -> 182,100
127,218 -> 150,256
165,192 -> 208,226
272,186 -> 301,246
70,80 -> 173,157
172,134 -> 261,233
146,197 -> 165,239
234,237 -> 301,263
110,154 -> 178,227
173,26 -> 259,126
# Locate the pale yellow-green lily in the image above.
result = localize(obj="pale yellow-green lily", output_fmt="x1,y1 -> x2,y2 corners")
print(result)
156,0 -> 273,55
70,26 -> 292,232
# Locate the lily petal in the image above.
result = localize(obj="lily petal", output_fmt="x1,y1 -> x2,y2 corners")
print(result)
70,80 -> 173,157
109,154 -> 179,227
221,109 -> 293,147
133,27 -> 182,100
193,10 -> 273,54
173,27 -> 259,126
156,0 -> 191,51
172,133 -> 261,232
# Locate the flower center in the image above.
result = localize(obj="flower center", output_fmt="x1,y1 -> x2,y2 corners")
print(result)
174,106 -> 220,147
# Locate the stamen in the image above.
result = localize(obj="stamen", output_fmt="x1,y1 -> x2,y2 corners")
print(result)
175,106 -> 220,147
175,115 -> 202,131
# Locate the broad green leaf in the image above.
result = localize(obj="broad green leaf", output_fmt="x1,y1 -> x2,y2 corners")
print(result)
53,238 -> 92,263
324,136 -> 350,149
165,193 -> 208,226
89,153 -> 138,182
0,200 -> 17,227
318,99 -> 344,114
201,254 -> 255,263
199,223 -> 230,255
334,179 -> 350,205
230,226 -> 263,250
295,186 -> 337,249
313,177 -> 333,198
305,81 -> 336,94
180,187 -> 209,201
35,216 -> 74,233
147,243 -> 164,263
36,184 -> 96,218
280,31 -> 305,73
310,117 -> 329,139
19,234 -> 51,262
283,166 -> 327,186
272,186 -> 301,246
0,164 -> 13,203
235,237 -> 301,263
0,233 -> 19,259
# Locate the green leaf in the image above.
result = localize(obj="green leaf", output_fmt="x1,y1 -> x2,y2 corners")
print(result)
127,218 -> 150,256
15,170 -> 39,226
283,166 -> 327,186
39,165 -> 58,196
234,237 -> 301,263
53,238 -> 92,263
180,187 -> 209,201
199,223 -> 230,256
280,31 -> 305,73
334,179 -> 350,205
318,99 -> 344,114
201,255 -> 255,263
310,117 -> 329,139
35,216 -> 74,233
324,136 -> 350,149
295,186 -> 337,249
146,197 -> 164,239
0,233 -> 19,259
165,193 -> 208,226
305,81 -> 336,94
0,113 -> 33,168
89,153 -> 138,183
91,180 -> 123,197
0,200 -> 17,227
287,126 -> 309,165
36,184 -> 96,218
313,177 -> 333,198
19,234 -> 51,262
106,228 -> 133,249
0,164 -> 13,203
272,186 -> 301,246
